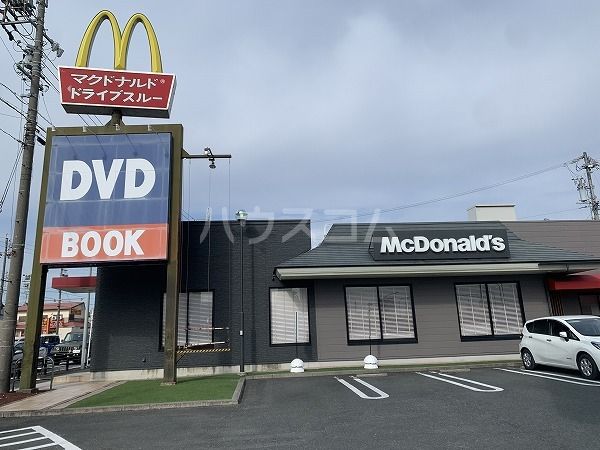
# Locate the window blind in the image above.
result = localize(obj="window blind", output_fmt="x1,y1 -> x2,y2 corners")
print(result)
346,287 -> 381,340
456,284 -> 491,336
270,288 -> 309,344
162,292 -> 214,347
379,286 -> 414,339
488,283 -> 522,335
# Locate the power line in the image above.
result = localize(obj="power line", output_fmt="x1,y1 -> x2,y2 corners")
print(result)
0,95 -> 49,132
0,111 -> 20,118
0,32 -> 18,66
0,125 -> 22,144
41,56 -> 104,127
311,159 -> 577,224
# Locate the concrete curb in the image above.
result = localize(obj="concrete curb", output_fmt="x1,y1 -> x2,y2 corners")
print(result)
0,377 -> 246,418
245,360 -> 523,380
1,361 -> 519,417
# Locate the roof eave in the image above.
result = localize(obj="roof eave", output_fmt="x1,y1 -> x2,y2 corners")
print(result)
276,262 -> 600,280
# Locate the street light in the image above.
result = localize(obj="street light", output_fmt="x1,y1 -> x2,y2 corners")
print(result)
235,210 -> 248,373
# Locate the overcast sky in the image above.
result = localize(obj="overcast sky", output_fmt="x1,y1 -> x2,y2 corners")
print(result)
1,1 -> 600,302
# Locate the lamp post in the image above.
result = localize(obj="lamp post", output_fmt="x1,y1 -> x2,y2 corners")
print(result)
56,268 -> 67,338
235,209 -> 248,373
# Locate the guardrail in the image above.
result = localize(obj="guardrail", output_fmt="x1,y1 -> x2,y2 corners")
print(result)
10,356 -> 56,392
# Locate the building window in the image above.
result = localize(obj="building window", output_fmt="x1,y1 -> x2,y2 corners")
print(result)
162,291 -> 214,347
455,282 -> 524,339
270,288 -> 309,345
345,285 -> 416,343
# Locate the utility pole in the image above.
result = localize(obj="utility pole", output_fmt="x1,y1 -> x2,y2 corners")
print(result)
0,237 -> 9,318
583,152 -> 599,221
0,0 -> 46,393
573,152 -> 600,220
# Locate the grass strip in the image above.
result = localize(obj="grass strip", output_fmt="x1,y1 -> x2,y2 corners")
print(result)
69,374 -> 239,408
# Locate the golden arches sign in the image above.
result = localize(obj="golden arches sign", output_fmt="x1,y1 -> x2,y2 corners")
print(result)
75,10 -> 163,73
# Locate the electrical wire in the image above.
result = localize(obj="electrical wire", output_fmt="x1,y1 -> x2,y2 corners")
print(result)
0,126 -> 22,144
0,32 -> 18,66
0,95 -> 50,132
0,111 -> 20,118
42,55 -> 104,127
310,159 -> 579,224
520,207 -> 587,220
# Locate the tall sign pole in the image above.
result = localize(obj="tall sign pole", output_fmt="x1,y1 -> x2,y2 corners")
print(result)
0,0 -> 46,393
19,9 -> 182,391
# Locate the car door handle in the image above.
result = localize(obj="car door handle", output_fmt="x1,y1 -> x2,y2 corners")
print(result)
546,339 -> 552,342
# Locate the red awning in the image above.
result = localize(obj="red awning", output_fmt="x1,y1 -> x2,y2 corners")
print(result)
51,276 -> 96,293
547,274 -> 600,292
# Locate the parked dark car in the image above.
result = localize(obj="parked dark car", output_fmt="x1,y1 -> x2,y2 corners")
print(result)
12,342 -> 49,377
50,332 -> 83,364
39,334 -> 60,353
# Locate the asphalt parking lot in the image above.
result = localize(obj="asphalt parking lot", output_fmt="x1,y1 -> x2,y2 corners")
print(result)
1,366 -> 599,449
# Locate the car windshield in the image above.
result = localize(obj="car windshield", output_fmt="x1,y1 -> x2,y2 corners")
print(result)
567,318 -> 600,336
63,333 -> 83,342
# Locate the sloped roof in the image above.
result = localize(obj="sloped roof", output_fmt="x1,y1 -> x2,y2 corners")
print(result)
278,221 -> 600,269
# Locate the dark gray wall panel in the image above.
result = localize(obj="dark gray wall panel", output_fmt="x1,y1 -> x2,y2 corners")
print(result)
91,220 -> 315,372
314,275 -> 550,361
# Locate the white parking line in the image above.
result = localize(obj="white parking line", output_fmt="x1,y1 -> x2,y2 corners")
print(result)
0,426 -> 81,450
495,368 -> 600,386
334,376 -> 389,399
0,431 -> 37,441
522,369 -> 600,384
417,372 -> 504,392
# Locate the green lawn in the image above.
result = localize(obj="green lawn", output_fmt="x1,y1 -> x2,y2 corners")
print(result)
69,374 -> 240,408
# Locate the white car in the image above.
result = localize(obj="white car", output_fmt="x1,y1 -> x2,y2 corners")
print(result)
519,315 -> 600,380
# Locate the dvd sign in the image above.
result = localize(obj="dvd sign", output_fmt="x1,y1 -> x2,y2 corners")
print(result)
40,133 -> 172,264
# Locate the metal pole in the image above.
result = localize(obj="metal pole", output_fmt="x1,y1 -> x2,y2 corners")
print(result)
0,0 -> 46,393
80,267 -> 91,369
239,223 -> 245,373
56,288 -> 61,337
583,152 -> 600,220
0,237 -> 9,317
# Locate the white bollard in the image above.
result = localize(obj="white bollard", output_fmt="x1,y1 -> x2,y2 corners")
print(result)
364,354 -> 378,370
290,358 -> 304,373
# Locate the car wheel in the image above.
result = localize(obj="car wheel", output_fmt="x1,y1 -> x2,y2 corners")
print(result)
577,353 -> 599,380
521,349 -> 536,370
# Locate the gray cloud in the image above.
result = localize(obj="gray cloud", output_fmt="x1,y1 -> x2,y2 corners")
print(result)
0,0 -> 598,283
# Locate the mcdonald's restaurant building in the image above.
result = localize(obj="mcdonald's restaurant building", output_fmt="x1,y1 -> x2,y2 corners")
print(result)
90,215 -> 600,379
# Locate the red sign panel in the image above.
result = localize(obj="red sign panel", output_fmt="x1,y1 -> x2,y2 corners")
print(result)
59,66 -> 176,118
41,223 -> 168,264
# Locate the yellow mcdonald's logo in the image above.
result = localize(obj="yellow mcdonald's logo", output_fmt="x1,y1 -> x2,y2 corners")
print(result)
75,10 -> 163,73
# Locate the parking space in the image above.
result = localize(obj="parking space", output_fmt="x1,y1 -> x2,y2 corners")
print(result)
240,367 -> 600,448
1,367 -> 599,449
0,426 -> 81,449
